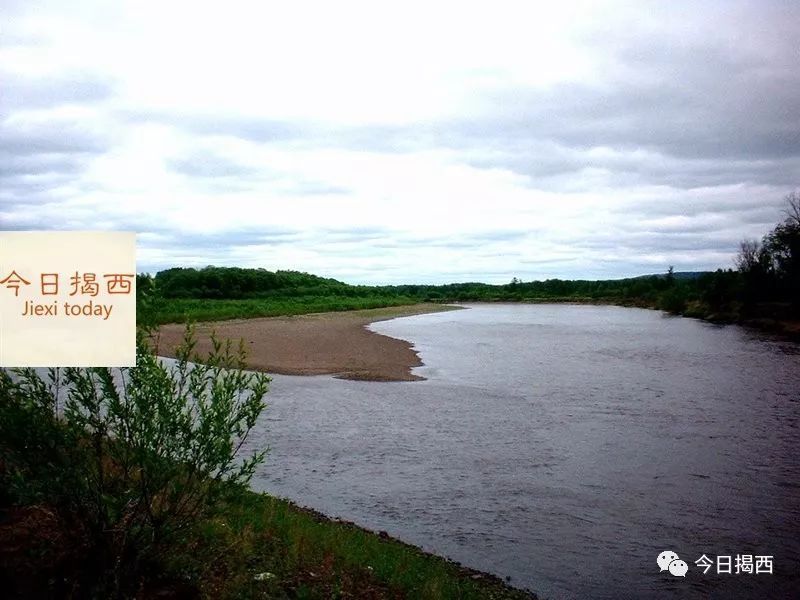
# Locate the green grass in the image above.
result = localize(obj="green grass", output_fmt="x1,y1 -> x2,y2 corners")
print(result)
167,487 -> 535,599
152,295 -> 421,324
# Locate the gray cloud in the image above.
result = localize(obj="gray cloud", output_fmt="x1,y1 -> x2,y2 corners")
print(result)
466,146 -> 800,190
614,192 -> 787,227
140,227 -> 303,251
0,152 -> 84,178
319,227 -> 389,243
168,152 -> 258,179
122,110 -> 307,144
373,229 -> 532,250
167,149 -> 350,195
0,116 -> 110,217
577,230 -> 742,254
1,71 -> 114,114
0,120 -> 107,156
128,22 -> 799,181
144,41 -> 799,198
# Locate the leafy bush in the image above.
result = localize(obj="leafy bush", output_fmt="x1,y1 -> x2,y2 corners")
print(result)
0,367 -> 82,509
658,287 -> 688,314
0,327 -> 270,596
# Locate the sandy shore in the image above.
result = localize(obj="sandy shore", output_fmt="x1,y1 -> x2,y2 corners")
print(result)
155,303 -> 460,381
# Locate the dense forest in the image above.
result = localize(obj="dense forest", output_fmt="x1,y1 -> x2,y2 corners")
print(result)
138,193 -> 799,330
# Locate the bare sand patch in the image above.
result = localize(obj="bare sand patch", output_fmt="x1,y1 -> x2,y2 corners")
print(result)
155,303 -> 460,381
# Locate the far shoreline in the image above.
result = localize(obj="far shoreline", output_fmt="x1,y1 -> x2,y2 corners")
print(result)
456,297 -> 800,342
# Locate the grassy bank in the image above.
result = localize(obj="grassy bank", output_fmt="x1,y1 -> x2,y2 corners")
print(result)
169,489 -> 534,599
146,292 -> 800,343
2,487 -> 534,599
148,295 -> 419,325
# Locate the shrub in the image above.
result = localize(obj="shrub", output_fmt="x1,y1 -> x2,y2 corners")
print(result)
0,326 -> 270,596
658,287 -> 688,314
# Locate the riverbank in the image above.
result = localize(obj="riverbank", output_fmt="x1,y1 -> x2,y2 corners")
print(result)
443,295 -> 799,342
156,303 -> 461,382
511,296 -> 800,341
0,487 -> 536,599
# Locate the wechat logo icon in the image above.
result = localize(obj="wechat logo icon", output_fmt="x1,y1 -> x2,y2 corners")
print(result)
658,550 -> 688,577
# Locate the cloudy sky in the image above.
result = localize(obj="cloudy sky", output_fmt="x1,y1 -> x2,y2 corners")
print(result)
2,0 -> 798,284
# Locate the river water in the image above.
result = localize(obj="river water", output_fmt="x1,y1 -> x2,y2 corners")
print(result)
247,304 -> 800,599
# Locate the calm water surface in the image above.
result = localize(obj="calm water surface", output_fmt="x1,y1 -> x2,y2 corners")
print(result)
247,304 -> 800,599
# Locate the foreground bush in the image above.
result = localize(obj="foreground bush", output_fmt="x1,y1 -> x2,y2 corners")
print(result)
0,328 -> 270,597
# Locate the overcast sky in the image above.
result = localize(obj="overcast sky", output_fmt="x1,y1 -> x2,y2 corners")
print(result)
2,0 -> 798,284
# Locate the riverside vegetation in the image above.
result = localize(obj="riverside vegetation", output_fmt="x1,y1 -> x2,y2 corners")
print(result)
0,329 -> 535,599
140,192 -> 799,332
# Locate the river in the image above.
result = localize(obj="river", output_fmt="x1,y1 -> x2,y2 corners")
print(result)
247,303 -> 800,599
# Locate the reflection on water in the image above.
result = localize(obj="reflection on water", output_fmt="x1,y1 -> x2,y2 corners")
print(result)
246,304 -> 800,599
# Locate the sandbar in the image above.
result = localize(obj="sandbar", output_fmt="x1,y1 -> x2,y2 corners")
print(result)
155,303 -> 460,381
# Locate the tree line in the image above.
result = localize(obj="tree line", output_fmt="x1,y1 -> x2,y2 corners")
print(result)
734,191 -> 800,312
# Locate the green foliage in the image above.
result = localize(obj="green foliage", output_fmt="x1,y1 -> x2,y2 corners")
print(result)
153,295 -> 419,324
735,191 -> 800,311
697,269 -> 740,312
155,266 -> 352,300
136,272 -> 165,329
145,270 -> 719,324
0,367 -> 82,508
0,327 -> 270,596
658,287 -> 688,314
165,490 -> 535,599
